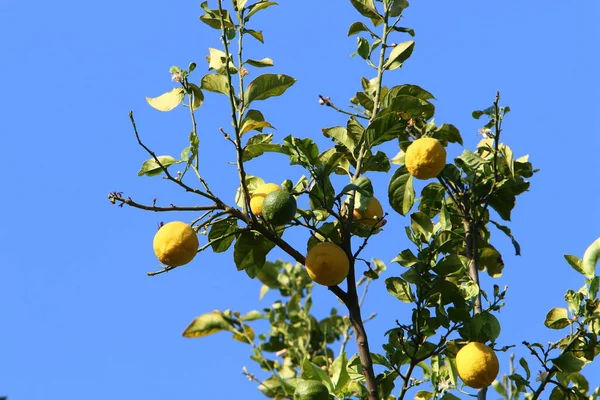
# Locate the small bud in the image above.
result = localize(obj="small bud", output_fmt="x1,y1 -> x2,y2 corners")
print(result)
171,73 -> 182,83
240,67 -> 249,77
275,349 -> 288,357
319,98 -> 325,105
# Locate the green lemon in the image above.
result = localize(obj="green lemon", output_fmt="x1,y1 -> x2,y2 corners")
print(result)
294,380 -> 330,400
261,189 -> 297,225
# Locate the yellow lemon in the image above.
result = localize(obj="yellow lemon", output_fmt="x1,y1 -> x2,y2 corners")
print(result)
305,242 -> 349,286
456,342 -> 499,389
153,221 -> 199,267
353,196 -> 384,228
250,183 -> 281,216
405,137 -> 447,180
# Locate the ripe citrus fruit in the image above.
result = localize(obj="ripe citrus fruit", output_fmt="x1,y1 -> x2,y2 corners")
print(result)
305,242 -> 349,286
262,189 -> 298,225
353,196 -> 384,228
456,342 -> 499,389
250,183 -> 280,216
294,380 -> 330,400
153,221 -> 199,267
405,137 -> 447,180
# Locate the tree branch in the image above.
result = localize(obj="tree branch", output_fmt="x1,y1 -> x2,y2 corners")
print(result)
108,193 -> 221,213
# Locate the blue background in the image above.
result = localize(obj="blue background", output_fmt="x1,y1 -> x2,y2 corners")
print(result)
1,0 -> 599,398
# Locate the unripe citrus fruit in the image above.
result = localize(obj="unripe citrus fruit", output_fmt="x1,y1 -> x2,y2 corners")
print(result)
262,189 -> 297,225
250,183 -> 280,216
456,342 -> 499,389
405,137 -> 447,180
294,380 -> 330,400
153,221 -> 199,267
305,242 -> 349,286
353,196 -> 384,227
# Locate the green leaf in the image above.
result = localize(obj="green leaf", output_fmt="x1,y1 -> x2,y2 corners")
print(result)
384,85 -> 435,105
243,134 -> 284,161
365,112 -> 405,147
490,220 -> 521,256
551,352 -> 586,373
256,261 -> 282,289
415,391 -> 433,400
182,311 -> 235,338
519,357 -> 531,380
411,212 -> 433,242
245,1 -> 278,20
348,21 -> 372,36
282,135 -> 319,168
146,88 -> 185,112
434,255 -> 464,276
564,255 -> 586,276
241,310 -> 264,321
435,123 -> 463,145
301,358 -> 334,391
388,166 -> 415,216
199,9 -> 234,29
582,237 -> 600,279
355,37 -> 370,59
385,277 -> 414,302
245,57 -> 274,68
349,0 -> 383,25
456,149 -> 487,170
233,231 -> 275,272
331,352 -> 351,395
201,74 -> 230,95
188,83 -> 204,110
479,244 -> 504,278
384,40 -> 415,70
544,308 -> 570,330
392,249 -> 419,267
208,218 -> 238,253
480,312 -> 501,342
360,150 -> 390,173
322,126 -> 358,155
244,74 -> 296,104
137,156 -> 179,177
392,26 -> 415,36
244,29 -> 264,43
386,0 -> 409,16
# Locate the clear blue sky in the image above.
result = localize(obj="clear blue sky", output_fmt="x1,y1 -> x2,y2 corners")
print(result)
1,1 -> 599,399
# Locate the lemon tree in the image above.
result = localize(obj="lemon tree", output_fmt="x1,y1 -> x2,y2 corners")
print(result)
108,1 -> 600,399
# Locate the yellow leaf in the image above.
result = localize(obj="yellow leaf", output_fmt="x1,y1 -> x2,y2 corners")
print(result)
146,87 -> 185,112
232,325 -> 255,344
182,311 -> 234,338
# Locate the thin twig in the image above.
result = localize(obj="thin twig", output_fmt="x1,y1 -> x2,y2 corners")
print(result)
319,94 -> 369,120
128,112 -> 219,204
109,193 -> 221,213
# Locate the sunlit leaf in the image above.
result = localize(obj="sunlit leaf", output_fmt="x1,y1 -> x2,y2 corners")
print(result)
146,88 -> 185,111
137,155 -> 179,177
244,74 -> 296,104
